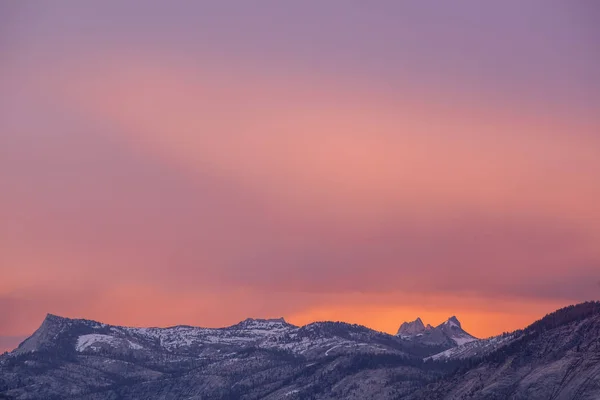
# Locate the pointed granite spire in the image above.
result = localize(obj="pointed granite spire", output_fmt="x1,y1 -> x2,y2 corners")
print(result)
396,317 -> 426,336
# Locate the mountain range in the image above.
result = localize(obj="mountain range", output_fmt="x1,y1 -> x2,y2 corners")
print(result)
1,301 -> 599,399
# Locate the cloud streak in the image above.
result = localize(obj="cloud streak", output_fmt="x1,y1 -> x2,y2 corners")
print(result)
1,1 -> 599,341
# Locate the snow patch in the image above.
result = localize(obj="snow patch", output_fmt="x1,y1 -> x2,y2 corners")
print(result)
76,334 -> 119,351
325,344 -> 342,356
127,340 -> 144,350
452,336 -> 477,346
76,334 -> 144,351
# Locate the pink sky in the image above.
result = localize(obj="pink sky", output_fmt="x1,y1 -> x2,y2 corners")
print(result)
1,1 -> 599,351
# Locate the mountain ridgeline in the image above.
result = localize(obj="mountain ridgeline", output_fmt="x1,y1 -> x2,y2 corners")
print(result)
1,302 -> 600,399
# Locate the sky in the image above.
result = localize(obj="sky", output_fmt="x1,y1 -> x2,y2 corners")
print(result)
1,1 -> 600,351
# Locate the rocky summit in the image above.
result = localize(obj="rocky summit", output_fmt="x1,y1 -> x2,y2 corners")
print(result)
1,302 -> 600,399
396,316 -> 477,348
396,317 -> 427,336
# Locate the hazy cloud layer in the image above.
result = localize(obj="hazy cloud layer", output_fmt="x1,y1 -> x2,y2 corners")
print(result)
1,1 -> 599,340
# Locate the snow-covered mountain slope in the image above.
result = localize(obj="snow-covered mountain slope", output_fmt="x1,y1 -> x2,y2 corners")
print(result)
0,314 -> 452,400
396,316 -> 478,347
426,332 -> 516,361
414,301 -> 600,400
2,302 -> 599,400
10,314 -> 441,362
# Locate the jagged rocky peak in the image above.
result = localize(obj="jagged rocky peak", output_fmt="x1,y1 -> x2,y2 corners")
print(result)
38,313 -> 79,329
42,313 -> 106,328
44,313 -> 68,323
436,316 -> 478,346
397,317 -> 426,336
396,314 -> 477,346
441,316 -> 462,329
13,314 -> 110,355
38,313 -> 72,329
13,314 -> 70,354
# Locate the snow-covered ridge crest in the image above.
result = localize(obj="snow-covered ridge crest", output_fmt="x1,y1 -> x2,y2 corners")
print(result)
4,302 -> 600,400
14,314 -> 434,359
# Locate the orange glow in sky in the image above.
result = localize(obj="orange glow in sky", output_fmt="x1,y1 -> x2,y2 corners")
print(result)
1,1 -> 599,351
